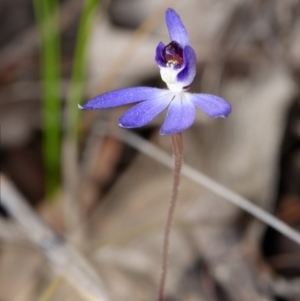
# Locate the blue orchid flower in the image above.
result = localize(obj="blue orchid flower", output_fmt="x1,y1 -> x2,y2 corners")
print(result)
79,8 -> 231,135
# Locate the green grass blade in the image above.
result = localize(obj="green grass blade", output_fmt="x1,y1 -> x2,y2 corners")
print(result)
61,0 -> 100,231
67,0 -> 100,139
33,0 -> 61,197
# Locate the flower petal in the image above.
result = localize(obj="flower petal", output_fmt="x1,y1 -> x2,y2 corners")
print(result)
79,87 -> 167,109
155,42 -> 166,67
165,8 -> 189,47
160,93 -> 195,135
176,45 -> 197,87
118,93 -> 173,128
188,93 -> 231,118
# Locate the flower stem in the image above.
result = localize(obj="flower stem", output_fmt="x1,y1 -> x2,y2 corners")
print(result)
157,132 -> 183,301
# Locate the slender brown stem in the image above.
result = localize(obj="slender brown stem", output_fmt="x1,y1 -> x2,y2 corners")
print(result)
157,132 -> 183,301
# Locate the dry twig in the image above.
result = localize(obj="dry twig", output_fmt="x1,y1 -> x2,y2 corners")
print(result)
109,128 -> 300,246
0,174 -> 111,301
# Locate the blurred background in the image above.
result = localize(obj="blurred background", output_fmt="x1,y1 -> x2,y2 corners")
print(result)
1,0 -> 300,300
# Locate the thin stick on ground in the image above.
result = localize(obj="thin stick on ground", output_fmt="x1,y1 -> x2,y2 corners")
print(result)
158,133 -> 183,301
111,128 -> 300,246
0,174 -> 111,301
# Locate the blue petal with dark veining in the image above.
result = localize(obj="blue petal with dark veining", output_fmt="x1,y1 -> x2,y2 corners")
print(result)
160,93 -> 195,135
188,93 -> 231,118
165,8 -> 189,47
79,87 -> 168,109
177,45 -> 197,87
155,42 -> 166,67
118,93 -> 173,128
